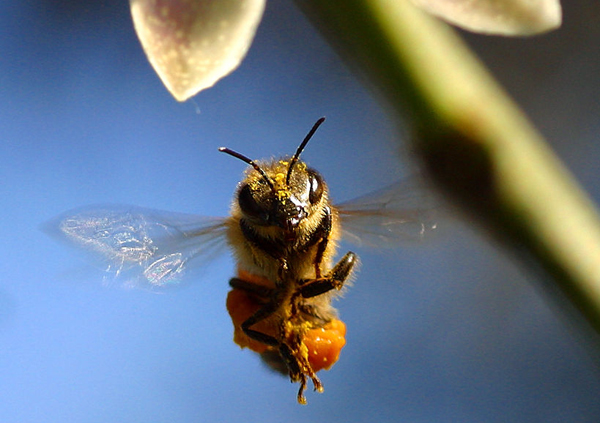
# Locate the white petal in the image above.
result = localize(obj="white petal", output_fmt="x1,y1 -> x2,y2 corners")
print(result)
130,0 -> 266,101
411,0 -> 562,36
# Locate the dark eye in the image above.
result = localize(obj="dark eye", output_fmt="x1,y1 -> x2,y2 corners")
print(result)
238,184 -> 267,221
307,170 -> 324,204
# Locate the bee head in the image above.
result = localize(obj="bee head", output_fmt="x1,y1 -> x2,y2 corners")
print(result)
219,118 -> 327,234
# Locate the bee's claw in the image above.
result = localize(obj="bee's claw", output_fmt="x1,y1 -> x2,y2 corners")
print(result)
297,376 -> 308,405
312,376 -> 324,393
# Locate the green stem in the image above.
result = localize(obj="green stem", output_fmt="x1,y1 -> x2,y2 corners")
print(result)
296,0 -> 600,333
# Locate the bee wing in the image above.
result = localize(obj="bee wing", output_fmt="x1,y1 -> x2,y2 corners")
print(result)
44,205 -> 229,290
337,179 -> 440,248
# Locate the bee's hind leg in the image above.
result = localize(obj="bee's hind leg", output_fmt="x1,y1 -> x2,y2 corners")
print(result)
229,277 -> 315,402
279,334 -> 322,405
298,251 -> 357,299
235,293 -> 317,404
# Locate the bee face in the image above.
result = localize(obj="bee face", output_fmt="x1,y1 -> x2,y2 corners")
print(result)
236,160 -> 327,234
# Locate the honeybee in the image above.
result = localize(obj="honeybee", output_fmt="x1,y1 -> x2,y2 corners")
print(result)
46,118 -> 437,404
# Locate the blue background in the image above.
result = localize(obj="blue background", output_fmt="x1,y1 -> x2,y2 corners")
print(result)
2,1 -> 600,422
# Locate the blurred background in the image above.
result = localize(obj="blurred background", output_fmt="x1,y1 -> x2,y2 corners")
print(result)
1,0 -> 600,422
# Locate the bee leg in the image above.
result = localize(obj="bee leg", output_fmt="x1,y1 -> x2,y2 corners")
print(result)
229,276 -> 283,347
279,342 -> 303,379
299,251 -> 357,299
228,278 -> 278,345
279,334 -> 323,405
297,376 -> 308,405
228,277 -> 274,298
229,277 -> 317,399
239,302 -> 281,347
240,301 -> 320,404
311,206 -> 332,278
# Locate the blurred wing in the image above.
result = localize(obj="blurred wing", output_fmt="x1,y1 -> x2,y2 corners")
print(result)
44,205 -> 229,290
337,179 -> 439,248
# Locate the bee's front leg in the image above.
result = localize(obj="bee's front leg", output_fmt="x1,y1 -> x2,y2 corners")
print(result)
298,251 -> 357,299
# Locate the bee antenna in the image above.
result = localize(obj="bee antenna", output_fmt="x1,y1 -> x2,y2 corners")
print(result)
286,117 -> 325,185
219,147 -> 275,191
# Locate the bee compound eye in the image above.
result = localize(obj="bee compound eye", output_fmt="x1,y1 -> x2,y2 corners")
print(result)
307,170 -> 324,204
238,184 -> 268,222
